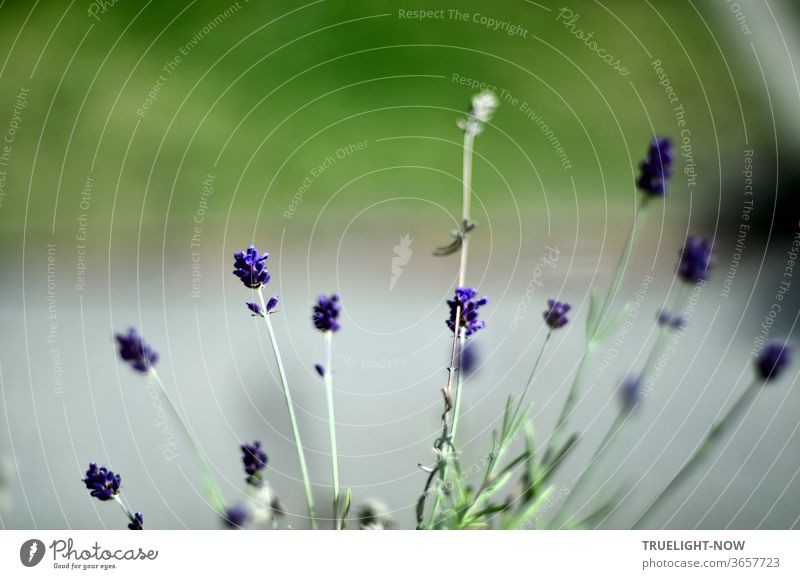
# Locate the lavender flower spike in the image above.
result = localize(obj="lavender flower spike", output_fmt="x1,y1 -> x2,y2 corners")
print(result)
447,287 -> 488,337
312,293 -> 341,332
677,235 -> 713,284
115,328 -> 158,373
543,299 -> 571,330
82,462 -> 121,501
128,512 -> 143,530
241,441 -> 268,486
757,342 -> 793,382
620,376 -> 642,412
637,136 -> 673,196
224,503 -> 249,529
233,245 -> 271,289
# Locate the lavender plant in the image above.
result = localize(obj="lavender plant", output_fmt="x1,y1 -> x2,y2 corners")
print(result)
87,93 -> 794,531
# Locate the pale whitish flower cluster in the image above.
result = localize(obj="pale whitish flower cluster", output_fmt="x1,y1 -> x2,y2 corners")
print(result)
458,91 -> 498,134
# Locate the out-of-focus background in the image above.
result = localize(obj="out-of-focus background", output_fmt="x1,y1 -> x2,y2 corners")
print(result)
0,0 -> 799,530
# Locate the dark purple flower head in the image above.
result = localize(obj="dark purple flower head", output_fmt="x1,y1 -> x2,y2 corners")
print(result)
266,296 -> 279,313
224,503 -> 249,528
677,236 -> 713,284
128,512 -> 143,530
314,363 -> 325,377
82,462 -> 121,501
241,441 -> 268,486
115,328 -> 158,373
233,245 -> 270,289
757,342 -> 792,382
312,293 -> 341,332
620,376 -> 641,411
543,299 -> 571,330
447,287 -> 488,337
637,136 -> 673,196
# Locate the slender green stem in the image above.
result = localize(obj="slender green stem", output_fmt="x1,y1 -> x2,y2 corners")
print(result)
256,289 -> 317,529
511,330 -> 552,428
554,410 -> 628,527
592,198 -> 650,338
113,494 -> 138,527
544,198 -> 650,464
322,330 -> 341,530
149,369 -> 225,515
632,378 -> 761,529
450,333 -> 467,440
428,331 -> 465,528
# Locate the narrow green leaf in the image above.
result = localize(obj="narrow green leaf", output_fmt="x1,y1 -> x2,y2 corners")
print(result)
508,485 -> 555,529
340,488 -> 352,530
585,288 -> 601,339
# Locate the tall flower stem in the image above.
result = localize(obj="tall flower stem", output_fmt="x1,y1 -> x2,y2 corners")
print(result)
429,332 -> 465,527
511,330 -> 552,427
420,122 -> 480,529
148,369 -> 225,515
256,289 -> 317,529
322,330 -> 341,529
544,198 -> 650,464
632,378 -> 761,529
553,409 -> 628,527
113,495 -> 138,527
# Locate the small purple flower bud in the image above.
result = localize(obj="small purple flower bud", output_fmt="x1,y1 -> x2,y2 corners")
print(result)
447,287 -> 488,337
266,296 -> 279,313
233,245 -> 271,289
621,376 -> 641,411
637,137 -> 673,196
128,512 -> 143,530
115,328 -> 158,373
657,310 -> 670,327
241,441 -> 268,486
312,293 -> 341,332
757,342 -> 792,382
543,299 -> 571,330
246,301 -> 263,316
224,503 -> 249,528
460,342 -> 479,376
314,363 -> 325,377
677,236 -> 713,284
670,316 -> 686,330
82,462 -> 121,501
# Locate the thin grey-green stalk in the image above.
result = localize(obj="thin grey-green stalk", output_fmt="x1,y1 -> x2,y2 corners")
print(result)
632,378 -> 762,529
256,289 -> 317,529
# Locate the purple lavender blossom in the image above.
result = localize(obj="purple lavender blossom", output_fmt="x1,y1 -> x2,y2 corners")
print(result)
241,441 -> 268,486
447,287 -> 488,337
543,299 -> 571,330
246,301 -> 263,316
312,293 -> 341,332
246,296 -> 278,317
677,236 -> 713,284
757,342 -> 792,382
461,342 -> 479,376
657,310 -> 686,330
620,376 -> 641,411
82,462 -> 121,501
637,137 -> 673,196
115,328 -> 158,373
314,363 -> 325,377
233,245 -> 271,289
128,512 -> 143,530
224,503 -> 249,528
